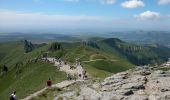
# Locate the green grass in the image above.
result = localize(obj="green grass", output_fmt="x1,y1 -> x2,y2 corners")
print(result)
64,45 -> 96,63
90,54 -> 107,60
83,60 -> 134,73
0,61 -> 66,100
98,42 -> 128,61
0,41 -> 48,70
82,63 -> 111,79
0,41 -> 24,63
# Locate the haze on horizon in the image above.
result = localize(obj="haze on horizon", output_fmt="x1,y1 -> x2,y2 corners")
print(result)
0,0 -> 170,33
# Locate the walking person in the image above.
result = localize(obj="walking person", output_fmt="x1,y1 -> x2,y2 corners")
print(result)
83,70 -> 87,79
47,78 -> 52,87
79,74 -> 82,79
10,91 -> 17,100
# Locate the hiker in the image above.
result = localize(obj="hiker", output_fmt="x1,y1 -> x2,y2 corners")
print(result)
68,74 -> 72,80
67,73 -> 69,80
10,91 -> 17,100
74,74 -> 77,81
67,74 -> 70,80
67,74 -> 72,80
79,74 -> 82,79
83,70 -> 87,79
47,78 -> 52,87
3,65 -> 8,73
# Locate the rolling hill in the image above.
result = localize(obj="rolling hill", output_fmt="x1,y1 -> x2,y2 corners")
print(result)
0,38 -> 170,100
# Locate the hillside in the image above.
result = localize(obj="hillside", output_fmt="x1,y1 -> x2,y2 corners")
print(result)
47,41 -> 134,78
0,41 -> 66,100
99,38 -> 170,65
0,38 -> 170,100
0,62 -> 66,100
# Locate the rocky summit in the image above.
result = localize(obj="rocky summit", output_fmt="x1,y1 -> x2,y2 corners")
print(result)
53,66 -> 170,100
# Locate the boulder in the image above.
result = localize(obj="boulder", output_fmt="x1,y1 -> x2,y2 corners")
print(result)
116,89 -> 134,96
140,70 -> 151,76
124,90 -> 134,96
128,95 -> 148,100
121,82 -> 145,90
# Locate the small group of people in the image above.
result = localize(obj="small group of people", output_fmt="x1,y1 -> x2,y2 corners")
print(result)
83,70 -> 88,79
66,70 -> 88,81
67,73 -> 77,80
70,65 -> 76,70
78,70 -> 88,80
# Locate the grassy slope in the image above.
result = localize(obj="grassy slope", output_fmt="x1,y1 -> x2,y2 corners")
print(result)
100,38 -> 170,65
0,61 -> 66,100
0,41 -> 23,63
82,63 -> 112,79
0,41 -> 47,69
83,60 -> 132,73
0,42 -> 66,100
97,41 -> 128,61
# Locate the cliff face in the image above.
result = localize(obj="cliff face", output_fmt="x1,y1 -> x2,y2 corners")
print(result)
53,66 -> 170,100
24,40 -> 34,53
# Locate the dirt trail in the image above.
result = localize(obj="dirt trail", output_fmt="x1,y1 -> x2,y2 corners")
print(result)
82,59 -> 118,62
22,80 -> 78,100
22,57 -> 85,100
47,57 -> 85,80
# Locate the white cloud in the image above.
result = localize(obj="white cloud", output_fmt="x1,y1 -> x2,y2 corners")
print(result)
0,10 -> 169,32
0,10 -> 108,25
0,10 -> 115,32
101,0 -> 116,4
158,0 -> 170,5
121,0 -> 145,8
135,11 -> 160,20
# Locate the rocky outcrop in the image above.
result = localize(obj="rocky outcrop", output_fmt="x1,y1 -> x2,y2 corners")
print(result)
48,42 -> 62,52
53,66 -> 170,100
24,40 -> 34,53
82,40 -> 100,49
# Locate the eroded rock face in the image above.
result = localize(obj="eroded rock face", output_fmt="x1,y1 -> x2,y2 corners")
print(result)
53,67 -> 170,100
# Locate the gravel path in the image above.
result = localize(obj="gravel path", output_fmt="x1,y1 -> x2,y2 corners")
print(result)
22,57 -> 85,100
21,80 -> 77,100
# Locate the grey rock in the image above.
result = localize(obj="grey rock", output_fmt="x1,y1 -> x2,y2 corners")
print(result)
124,90 -> 134,96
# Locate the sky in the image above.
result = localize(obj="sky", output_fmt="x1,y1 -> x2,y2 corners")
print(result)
0,0 -> 170,33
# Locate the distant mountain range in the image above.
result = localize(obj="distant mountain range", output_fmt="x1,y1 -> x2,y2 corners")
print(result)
0,31 -> 170,47
107,31 -> 170,47
0,32 -> 79,43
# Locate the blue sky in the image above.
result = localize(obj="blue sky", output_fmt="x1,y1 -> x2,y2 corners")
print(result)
0,0 -> 170,33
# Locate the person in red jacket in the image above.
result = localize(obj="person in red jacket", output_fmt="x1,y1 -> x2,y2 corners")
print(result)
47,78 -> 52,87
